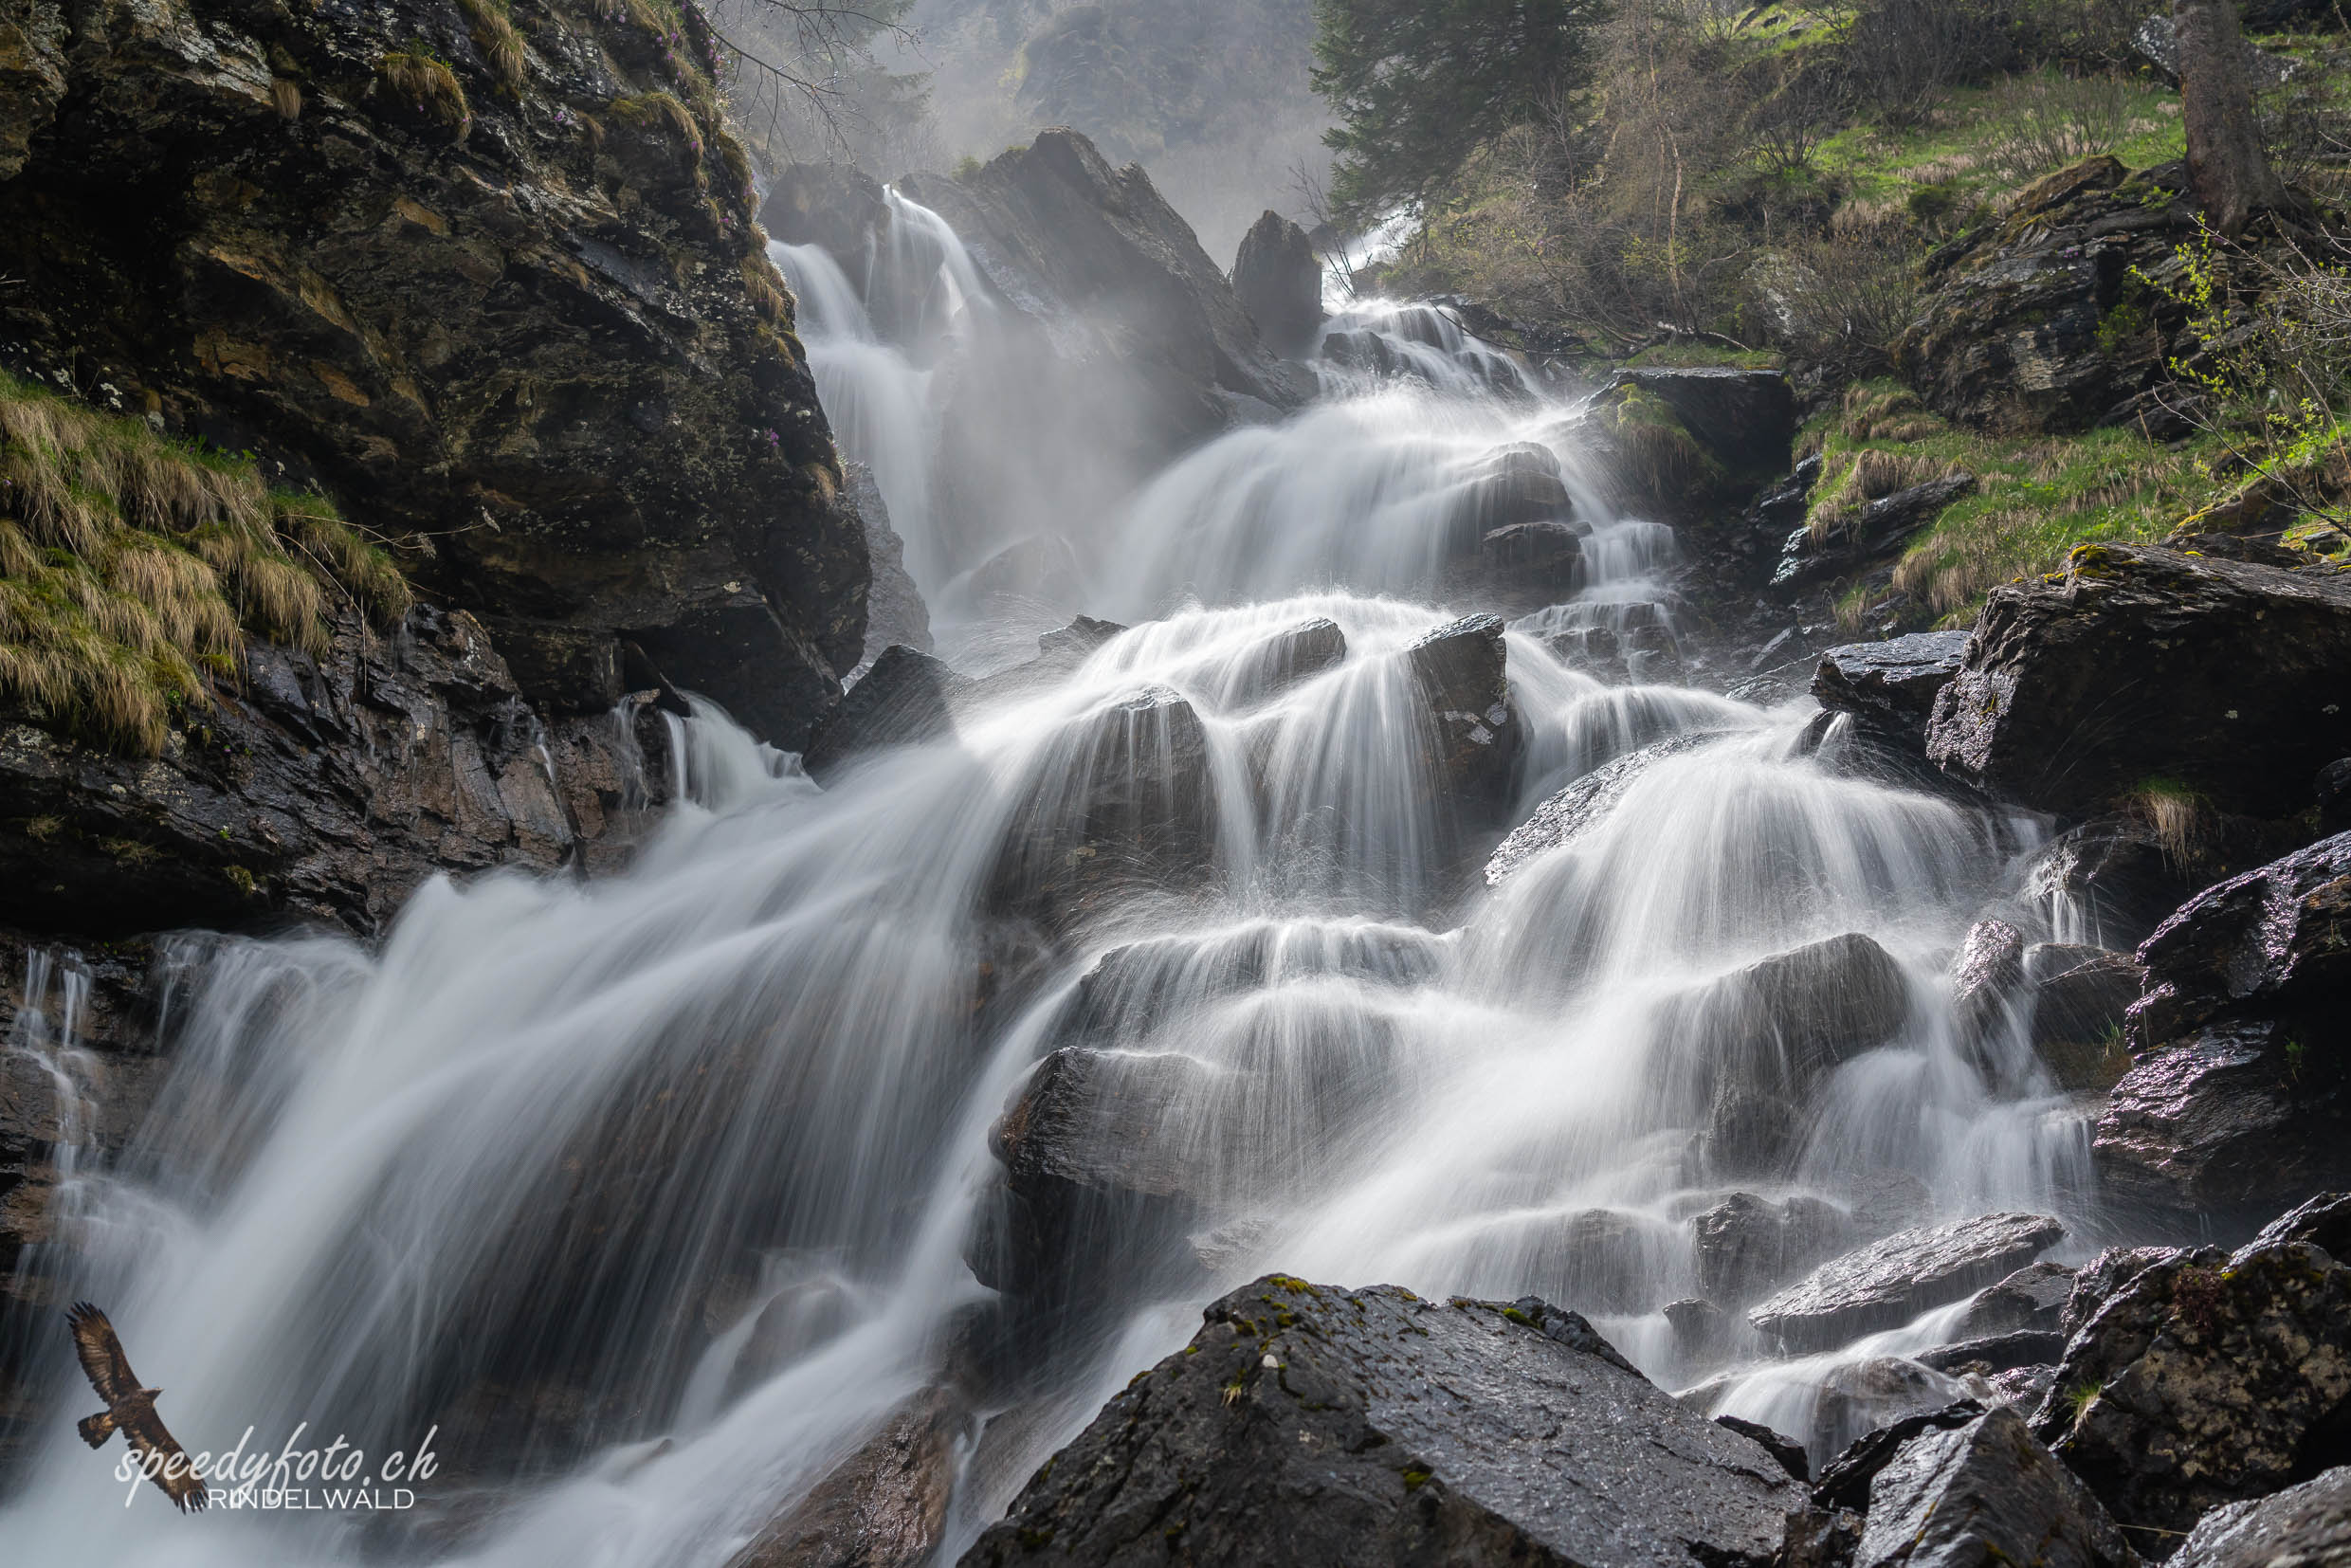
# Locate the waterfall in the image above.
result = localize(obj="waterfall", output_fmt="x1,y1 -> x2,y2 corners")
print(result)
0,199 -> 2101,1568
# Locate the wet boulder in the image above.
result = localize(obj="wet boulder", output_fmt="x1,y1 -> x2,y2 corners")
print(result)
1480,521 -> 1585,590
1689,934 -> 1913,1173
1917,1331 -> 2069,1377
1230,210 -> 1324,359
1812,631 -> 1974,749
1925,545 -> 2351,820
1404,614 -> 1522,816
802,647 -> 971,782
1485,730 -> 1729,886
2093,833 -> 2351,1217
1773,474 -> 1977,589
2167,1466 -> 2351,1568
971,1047 -> 1219,1300
1451,444 -> 1576,545
2026,945 -> 2141,1091
1813,1358 -> 1978,1461
985,684 -> 1218,926
2029,1236 -> 2351,1543
1693,1192 -> 1855,1303
1223,617 -> 1348,706
1855,1406 -> 2135,1568
1952,1261 -> 2078,1339
1599,367 -> 1796,483
733,1387 -> 969,1568
1949,919 -> 2029,1078
959,1277 -> 1805,1568
1751,1212 -> 2067,1350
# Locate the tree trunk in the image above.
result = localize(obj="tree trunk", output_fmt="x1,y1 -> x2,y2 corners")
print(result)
2174,0 -> 2289,236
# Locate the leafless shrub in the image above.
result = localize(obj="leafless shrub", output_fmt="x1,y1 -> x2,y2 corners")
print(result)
1841,0 -> 2020,129
1981,71 -> 2139,181
1744,228 -> 1924,375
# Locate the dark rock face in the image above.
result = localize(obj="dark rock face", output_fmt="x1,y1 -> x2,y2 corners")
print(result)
1751,1213 -> 2067,1350
802,647 -> 970,783
849,464 -> 934,662
1599,368 -> 1796,482
733,1387 -> 968,1568
2026,818 -> 2204,950
1773,474 -> 1977,589
1694,1193 -> 1853,1303
1404,614 -> 1520,817
1917,1330 -> 2069,1376
959,1277 -> 1805,1568
1485,730 -> 1727,886
0,606 -> 666,938
896,131 -> 1312,452
1812,632 -> 1974,747
2026,944 -> 2141,1090
1894,157 -> 2196,434
2094,834 -> 2351,1217
2030,1237 -> 2351,1543
1230,210 -> 1323,359
2168,1466 -> 2351,1568
1742,454 -> 1823,551
1927,545 -> 2351,820
0,0 -> 865,745
1855,1406 -> 2135,1568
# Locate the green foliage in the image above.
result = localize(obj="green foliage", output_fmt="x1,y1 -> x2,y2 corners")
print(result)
2136,223 -> 2351,539
1311,0 -> 1606,221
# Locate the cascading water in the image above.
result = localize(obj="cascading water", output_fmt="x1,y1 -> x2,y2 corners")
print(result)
0,203 -> 2104,1567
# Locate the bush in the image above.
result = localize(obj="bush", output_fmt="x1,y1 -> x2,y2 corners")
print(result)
1743,228 -> 1925,376
1980,71 -> 2140,181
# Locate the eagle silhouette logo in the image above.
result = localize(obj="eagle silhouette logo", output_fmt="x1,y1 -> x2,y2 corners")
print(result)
68,1302 -> 207,1511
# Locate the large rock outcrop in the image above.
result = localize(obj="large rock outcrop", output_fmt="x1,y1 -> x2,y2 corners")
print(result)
0,0 -> 865,745
1848,1406 -> 2137,1568
893,130 -> 1314,441
960,1276 -> 1806,1568
1893,157 -> 2196,434
1927,545 -> 2351,819
2093,833 -> 2351,1218
1230,210 -> 1323,359
0,605 -> 666,937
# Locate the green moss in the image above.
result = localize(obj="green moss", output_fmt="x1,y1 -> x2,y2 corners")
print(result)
1401,1466 -> 1433,1490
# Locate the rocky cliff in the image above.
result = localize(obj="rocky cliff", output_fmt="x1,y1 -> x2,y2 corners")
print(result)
0,0 -> 866,745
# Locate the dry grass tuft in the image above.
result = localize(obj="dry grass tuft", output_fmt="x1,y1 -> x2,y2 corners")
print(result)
457,0 -> 528,96
0,375 -> 409,754
379,51 -> 471,135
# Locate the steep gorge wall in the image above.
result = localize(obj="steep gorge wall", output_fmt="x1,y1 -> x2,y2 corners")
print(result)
0,0 -> 866,745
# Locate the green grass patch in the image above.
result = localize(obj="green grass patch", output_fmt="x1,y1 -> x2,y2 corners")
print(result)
1813,378 -> 2225,631
0,375 -> 409,754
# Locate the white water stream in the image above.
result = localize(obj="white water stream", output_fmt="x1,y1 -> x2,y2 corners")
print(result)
0,195 -> 2099,1566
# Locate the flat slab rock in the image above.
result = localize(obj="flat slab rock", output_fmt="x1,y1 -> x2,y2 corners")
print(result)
1752,1213 -> 2066,1350
961,1276 -> 1804,1568
1811,630 -> 1973,742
